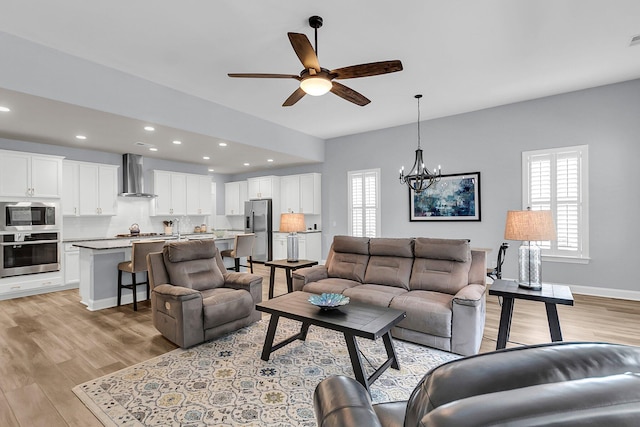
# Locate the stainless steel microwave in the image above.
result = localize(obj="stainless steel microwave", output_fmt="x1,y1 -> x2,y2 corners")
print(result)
0,201 -> 59,232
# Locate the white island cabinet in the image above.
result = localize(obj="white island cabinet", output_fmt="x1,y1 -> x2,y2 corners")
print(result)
0,150 -> 63,198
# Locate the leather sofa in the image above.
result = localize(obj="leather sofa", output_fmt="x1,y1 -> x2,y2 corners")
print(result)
147,239 -> 262,348
292,236 -> 486,355
314,342 -> 640,427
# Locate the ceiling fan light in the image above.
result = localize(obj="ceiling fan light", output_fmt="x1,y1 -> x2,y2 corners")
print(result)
300,76 -> 332,96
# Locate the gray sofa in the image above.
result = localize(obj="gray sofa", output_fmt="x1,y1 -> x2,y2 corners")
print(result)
292,236 -> 486,356
314,342 -> 640,427
147,239 -> 262,348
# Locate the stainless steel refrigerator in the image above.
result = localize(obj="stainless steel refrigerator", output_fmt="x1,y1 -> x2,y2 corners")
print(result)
244,199 -> 272,262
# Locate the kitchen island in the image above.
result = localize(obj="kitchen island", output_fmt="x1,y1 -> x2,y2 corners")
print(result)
73,234 -> 236,311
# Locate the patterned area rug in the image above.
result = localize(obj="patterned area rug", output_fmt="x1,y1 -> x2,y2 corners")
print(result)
73,318 -> 459,426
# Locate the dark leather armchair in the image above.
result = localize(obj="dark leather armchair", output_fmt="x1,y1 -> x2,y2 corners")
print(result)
147,239 -> 262,348
314,342 -> 640,427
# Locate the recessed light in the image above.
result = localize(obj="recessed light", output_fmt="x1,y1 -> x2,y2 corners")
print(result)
267,159 -> 274,162
149,147 -> 158,152
208,168 -> 214,172
173,140 -> 182,145
243,162 -> 250,166
75,135 -> 87,140
219,142 -> 227,147
0,106 -> 10,112
144,126 -> 155,131
203,156 -> 210,160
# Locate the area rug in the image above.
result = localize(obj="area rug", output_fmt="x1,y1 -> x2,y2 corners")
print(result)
73,318 -> 460,426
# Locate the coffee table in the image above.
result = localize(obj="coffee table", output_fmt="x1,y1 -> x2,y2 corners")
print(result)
256,291 -> 406,393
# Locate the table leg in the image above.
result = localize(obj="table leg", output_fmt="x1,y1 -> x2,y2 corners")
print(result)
268,266 -> 276,299
344,332 -> 369,392
261,314 -> 280,361
382,332 -> 400,370
496,296 -> 515,349
545,303 -> 563,342
300,321 -> 311,341
285,267 -> 293,293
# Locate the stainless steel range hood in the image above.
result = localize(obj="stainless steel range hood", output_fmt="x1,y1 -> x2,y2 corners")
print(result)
119,153 -> 157,198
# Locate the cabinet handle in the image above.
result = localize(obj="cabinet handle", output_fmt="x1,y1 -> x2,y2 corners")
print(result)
74,207 -> 77,214
10,285 -> 21,290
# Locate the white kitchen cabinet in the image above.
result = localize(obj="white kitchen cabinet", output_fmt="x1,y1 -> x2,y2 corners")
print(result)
63,243 -> 80,285
272,232 -> 288,260
71,162 -> 118,216
186,174 -> 212,215
0,150 -> 63,198
248,175 -> 280,199
280,173 -> 321,215
272,231 -> 321,262
225,180 -> 247,216
153,170 -> 187,216
302,232 -> 322,262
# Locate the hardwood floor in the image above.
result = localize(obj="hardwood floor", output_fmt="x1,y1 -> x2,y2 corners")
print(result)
1,265 -> 639,426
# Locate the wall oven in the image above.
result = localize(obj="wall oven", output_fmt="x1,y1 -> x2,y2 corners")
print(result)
0,201 -> 59,232
0,232 -> 60,277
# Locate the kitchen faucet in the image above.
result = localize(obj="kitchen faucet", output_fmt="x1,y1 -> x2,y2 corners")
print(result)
174,218 -> 181,240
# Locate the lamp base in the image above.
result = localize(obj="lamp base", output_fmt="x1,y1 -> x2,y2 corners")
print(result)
286,233 -> 299,263
517,241 -> 543,291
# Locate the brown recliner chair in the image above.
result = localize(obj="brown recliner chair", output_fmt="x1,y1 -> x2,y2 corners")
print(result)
147,239 -> 262,348
314,342 -> 640,427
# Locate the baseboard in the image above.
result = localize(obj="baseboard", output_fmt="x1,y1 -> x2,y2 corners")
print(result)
85,290 -> 149,311
498,276 -> 640,301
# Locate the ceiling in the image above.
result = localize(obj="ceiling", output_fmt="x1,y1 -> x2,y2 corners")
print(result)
1,0 -> 640,174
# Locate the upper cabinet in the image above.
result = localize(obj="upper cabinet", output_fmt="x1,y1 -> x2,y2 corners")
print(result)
152,170 -> 211,216
186,174 -> 212,215
62,160 -> 119,216
280,173 -> 321,215
0,150 -> 63,198
247,175 -> 280,200
225,181 -> 247,216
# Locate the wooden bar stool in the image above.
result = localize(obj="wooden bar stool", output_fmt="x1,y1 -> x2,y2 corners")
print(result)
117,240 -> 165,311
221,233 -> 256,273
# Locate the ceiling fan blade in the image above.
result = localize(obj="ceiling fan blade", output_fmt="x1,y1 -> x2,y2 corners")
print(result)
282,87 -> 306,107
288,33 -> 321,71
330,82 -> 370,106
228,73 -> 300,79
330,60 -> 403,80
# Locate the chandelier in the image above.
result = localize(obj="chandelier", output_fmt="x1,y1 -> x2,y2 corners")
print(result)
399,94 -> 441,193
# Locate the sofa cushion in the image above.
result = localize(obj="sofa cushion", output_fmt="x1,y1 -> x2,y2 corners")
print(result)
369,238 -> 414,257
332,235 -> 370,255
303,278 -> 361,295
343,284 -> 407,307
414,238 -> 471,262
201,288 -> 253,330
364,256 -> 413,290
390,290 -> 454,338
163,241 -> 225,291
328,252 -> 369,283
410,258 -> 472,295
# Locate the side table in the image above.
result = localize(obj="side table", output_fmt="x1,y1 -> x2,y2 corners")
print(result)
264,259 -> 319,299
489,279 -> 574,350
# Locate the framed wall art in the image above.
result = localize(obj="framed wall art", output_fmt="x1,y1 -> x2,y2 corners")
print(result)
409,172 -> 481,221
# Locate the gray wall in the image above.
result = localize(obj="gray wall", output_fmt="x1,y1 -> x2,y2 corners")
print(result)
322,79 -> 640,294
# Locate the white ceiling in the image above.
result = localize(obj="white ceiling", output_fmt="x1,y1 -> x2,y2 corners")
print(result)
1,0 -> 640,173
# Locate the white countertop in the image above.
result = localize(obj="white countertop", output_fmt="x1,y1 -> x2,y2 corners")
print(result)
72,234 -> 235,250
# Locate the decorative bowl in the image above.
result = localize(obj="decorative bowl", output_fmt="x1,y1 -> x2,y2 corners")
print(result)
308,293 -> 350,311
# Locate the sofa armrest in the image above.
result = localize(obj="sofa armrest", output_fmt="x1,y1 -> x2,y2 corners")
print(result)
292,265 -> 329,291
451,283 -> 487,356
314,375 -> 382,427
223,272 -> 263,304
153,284 -> 201,301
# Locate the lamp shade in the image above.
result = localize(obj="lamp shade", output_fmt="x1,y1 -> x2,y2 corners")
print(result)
280,213 -> 305,233
504,210 -> 557,241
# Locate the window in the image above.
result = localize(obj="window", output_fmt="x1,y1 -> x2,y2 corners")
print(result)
522,145 -> 589,263
348,169 -> 380,237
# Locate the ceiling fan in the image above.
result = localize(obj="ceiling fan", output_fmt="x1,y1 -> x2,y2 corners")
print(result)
228,16 -> 403,107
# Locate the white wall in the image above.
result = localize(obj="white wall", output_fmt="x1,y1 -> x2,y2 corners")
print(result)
322,79 -> 640,296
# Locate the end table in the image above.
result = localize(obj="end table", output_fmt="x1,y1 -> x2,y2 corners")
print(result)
264,259 -> 318,299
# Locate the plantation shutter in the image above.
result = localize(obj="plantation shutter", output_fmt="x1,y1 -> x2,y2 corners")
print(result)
523,146 -> 588,260
348,169 -> 380,238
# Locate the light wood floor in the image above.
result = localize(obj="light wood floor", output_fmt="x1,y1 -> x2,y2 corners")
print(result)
1,264 -> 639,426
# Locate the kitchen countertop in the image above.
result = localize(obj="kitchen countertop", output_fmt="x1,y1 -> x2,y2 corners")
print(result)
64,230 -> 244,243
274,230 -> 321,233
72,234 -> 236,250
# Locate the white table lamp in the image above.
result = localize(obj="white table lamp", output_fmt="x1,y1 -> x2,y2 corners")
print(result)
280,213 -> 305,262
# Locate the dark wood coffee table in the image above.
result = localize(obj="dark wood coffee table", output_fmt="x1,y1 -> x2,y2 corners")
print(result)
256,291 -> 406,393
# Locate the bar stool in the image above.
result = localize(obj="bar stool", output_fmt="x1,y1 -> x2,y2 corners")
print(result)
117,240 -> 166,311
220,233 -> 256,273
